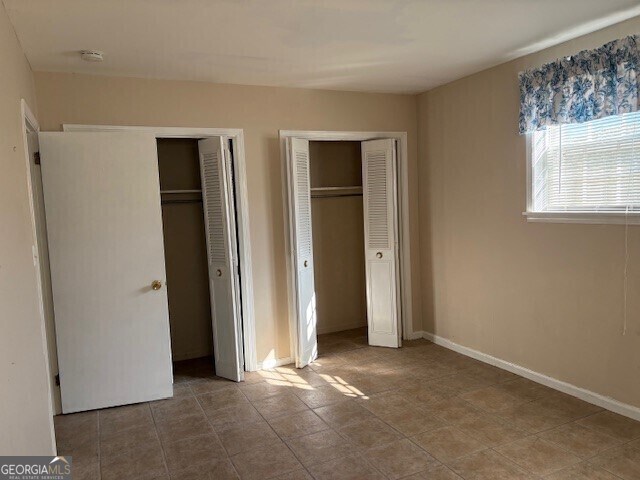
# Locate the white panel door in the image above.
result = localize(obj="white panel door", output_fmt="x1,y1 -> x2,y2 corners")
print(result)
362,139 -> 401,348
198,137 -> 244,382
39,132 -> 173,413
287,138 -> 317,367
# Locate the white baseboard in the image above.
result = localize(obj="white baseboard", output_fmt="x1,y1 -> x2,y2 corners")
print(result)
257,357 -> 294,370
405,329 -> 425,340
421,331 -> 640,422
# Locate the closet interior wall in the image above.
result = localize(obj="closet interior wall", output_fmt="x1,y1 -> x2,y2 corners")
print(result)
157,139 -> 213,362
309,141 -> 367,335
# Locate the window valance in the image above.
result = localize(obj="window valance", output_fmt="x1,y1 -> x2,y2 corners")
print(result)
519,35 -> 640,134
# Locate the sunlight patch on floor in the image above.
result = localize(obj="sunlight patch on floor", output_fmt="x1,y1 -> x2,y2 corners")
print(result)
254,364 -> 369,398
257,367 -> 315,390
320,373 -> 368,399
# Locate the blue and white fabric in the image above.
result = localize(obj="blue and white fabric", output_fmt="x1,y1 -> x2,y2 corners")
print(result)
519,35 -> 640,134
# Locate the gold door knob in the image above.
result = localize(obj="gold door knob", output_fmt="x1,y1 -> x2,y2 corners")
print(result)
376,252 -> 383,259
151,280 -> 162,290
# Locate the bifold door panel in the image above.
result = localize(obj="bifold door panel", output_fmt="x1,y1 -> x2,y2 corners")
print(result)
287,138 -> 318,368
198,137 -> 244,381
361,139 -> 401,348
39,132 -> 173,413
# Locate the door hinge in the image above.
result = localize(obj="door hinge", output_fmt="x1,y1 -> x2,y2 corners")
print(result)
33,152 -> 41,165
54,374 -> 60,386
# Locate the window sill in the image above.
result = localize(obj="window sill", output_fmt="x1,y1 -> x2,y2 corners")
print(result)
523,211 -> 640,225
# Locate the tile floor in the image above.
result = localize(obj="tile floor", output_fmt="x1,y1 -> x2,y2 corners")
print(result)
55,328 -> 640,479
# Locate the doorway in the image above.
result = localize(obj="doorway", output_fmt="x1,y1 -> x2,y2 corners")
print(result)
281,130 -> 413,368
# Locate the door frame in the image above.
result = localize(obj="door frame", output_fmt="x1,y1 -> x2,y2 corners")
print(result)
63,124 -> 258,372
279,130 -> 413,365
20,99 -> 57,450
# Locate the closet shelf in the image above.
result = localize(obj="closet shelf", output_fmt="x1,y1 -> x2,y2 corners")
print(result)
310,186 -> 363,198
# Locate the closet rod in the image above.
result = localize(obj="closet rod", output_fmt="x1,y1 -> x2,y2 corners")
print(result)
161,199 -> 203,205
311,193 -> 363,199
160,189 -> 202,194
310,186 -> 363,198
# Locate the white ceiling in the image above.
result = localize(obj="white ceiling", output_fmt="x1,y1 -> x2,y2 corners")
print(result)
5,0 -> 640,94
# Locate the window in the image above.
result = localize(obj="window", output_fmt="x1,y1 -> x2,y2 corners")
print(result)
528,111 -> 640,223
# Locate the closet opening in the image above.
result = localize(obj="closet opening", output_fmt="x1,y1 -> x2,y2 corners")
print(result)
157,138 -> 216,382
309,141 -> 368,348
156,135 -> 247,384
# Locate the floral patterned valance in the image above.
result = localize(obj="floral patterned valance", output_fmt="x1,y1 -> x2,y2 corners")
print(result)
519,35 -> 640,134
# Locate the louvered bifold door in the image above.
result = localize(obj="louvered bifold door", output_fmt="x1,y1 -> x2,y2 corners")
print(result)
362,139 -> 401,348
288,138 -> 318,368
199,137 -> 243,381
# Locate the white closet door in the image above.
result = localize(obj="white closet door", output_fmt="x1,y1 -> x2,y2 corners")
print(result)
287,138 -> 318,367
39,132 -> 173,413
199,137 -> 244,382
362,139 -> 401,348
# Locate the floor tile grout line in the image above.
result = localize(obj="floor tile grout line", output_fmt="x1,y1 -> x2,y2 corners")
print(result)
296,334 -> 369,475
532,422 -> 623,460
380,407 -> 528,476
222,377 -> 360,478
485,446 -> 541,477
281,428 -> 346,479
248,360 -> 385,479
146,402 -> 172,479
94,404 -> 167,479
585,457 -> 628,480
333,397 -> 446,479
240,379 -> 311,478
457,391 -> 608,438
96,410 -> 102,480
437,419 -> 637,479
304,449 -> 392,480
439,463 -> 466,480
151,390 -> 237,476
191,389 -> 244,479
489,442 -> 602,479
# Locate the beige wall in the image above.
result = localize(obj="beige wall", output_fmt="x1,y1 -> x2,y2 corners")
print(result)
34,72 -> 420,363
419,17 -> 640,408
0,2 -> 55,455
